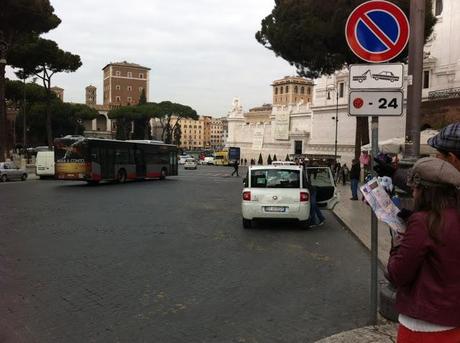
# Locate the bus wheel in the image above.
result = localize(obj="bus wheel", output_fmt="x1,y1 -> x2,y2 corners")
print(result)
87,180 -> 99,185
160,168 -> 167,180
117,169 -> 127,183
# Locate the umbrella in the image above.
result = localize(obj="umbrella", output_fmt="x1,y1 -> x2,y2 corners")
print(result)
360,129 -> 438,155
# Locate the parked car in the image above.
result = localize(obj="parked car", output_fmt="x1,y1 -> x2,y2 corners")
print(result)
0,162 -> 28,182
184,158 -> 198,170
36,151 -> 55,178
241,165 -> 310,228
203,156 -> 214,165
179,155 -> 191,165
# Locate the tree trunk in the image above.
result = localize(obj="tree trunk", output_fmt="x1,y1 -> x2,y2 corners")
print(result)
0,61 -> 6,160
354,117 -> 362,160
44,77 -> 53,149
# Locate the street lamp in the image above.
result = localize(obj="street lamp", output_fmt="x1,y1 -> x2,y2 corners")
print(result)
327,84 -> 339,162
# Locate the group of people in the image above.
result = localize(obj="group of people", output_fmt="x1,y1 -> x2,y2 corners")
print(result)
374,123 -> 460,342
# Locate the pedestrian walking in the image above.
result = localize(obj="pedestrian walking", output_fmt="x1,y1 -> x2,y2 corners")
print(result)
341,163 -> 349,186
231,160 -> 239,177
350,159 -> 360,200
387,157 -> 460,342
244,158 -> 247,166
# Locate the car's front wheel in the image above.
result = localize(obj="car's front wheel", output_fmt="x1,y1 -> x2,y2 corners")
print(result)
21,173 -> 27,181
1,174 -> 7,182
242,218 -> 252,229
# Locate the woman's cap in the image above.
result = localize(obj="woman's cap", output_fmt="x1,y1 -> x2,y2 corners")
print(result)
408,157 -> 460,188
427,122 -> 460,153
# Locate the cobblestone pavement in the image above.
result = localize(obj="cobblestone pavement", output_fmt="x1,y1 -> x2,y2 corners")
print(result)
2,166 -> 373,343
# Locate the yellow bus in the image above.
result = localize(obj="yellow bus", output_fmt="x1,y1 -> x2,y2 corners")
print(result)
213,150 -> 229,166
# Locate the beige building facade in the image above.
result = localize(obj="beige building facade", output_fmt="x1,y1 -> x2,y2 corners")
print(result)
210,117 -> 226,149
102,61 -> 150,107
272,76 -> 313,106
173,116 -> 212,150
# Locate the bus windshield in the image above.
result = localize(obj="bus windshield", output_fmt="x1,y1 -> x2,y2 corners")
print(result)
54,138 -> 88,163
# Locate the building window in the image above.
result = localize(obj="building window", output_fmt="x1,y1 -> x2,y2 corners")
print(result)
300,86 -> 305,94
116,85 -> 121,90
285,86 -> 289,93
307,87 -> 311,95
127,97 -> 132,103
435,0 -> 443,16
139,73 -> 144,78
339,82 -> 345,98
327,91 -> 331,100
423,70 -> 430,89
127,72 -> 132,77
280,87 -> 283,94
139,87 -> 143,92
294,140 -> 302,154
116,71 -> 121,76
127,86 -> 132,91
294,86 -> 298,94
115,96 -> 121,102
275,87 -> 278,95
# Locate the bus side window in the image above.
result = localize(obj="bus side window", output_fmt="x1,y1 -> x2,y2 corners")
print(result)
91,148 -> 98,162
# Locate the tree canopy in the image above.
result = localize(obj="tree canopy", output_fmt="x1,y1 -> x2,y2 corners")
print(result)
1,0 -> 61,159
256,0 -> 437,78
8,36 -> 82,147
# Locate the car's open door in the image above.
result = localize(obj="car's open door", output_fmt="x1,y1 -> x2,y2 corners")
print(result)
305,167 -> 339,209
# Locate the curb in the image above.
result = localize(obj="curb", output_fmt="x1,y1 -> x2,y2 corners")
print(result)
314,323 -> 397,343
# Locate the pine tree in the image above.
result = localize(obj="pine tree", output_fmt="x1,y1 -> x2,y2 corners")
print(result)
267,154 -> 272,164
258,153 -> 263,165
273,154 -> 277,161
285,154 -> 290,161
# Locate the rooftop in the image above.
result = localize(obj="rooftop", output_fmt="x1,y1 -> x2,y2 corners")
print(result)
102,61 -> 151,71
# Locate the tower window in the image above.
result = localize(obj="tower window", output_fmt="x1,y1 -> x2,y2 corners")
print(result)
435,0 -> 443,16
339,82 -> 345,98
127,86 -> 132,91
423,70 -> 430,89
116,85 -> 120,90
127,72 -> 132,77
115,71 -> 121,76
139,73 -> 144,78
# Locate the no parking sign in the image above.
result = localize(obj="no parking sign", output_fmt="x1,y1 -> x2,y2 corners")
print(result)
345,0 -> 410,63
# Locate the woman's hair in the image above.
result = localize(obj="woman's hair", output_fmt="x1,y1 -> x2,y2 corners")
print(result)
413,184 -> 459,243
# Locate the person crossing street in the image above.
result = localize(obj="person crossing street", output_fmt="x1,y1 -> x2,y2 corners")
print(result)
231,160 -> 239,177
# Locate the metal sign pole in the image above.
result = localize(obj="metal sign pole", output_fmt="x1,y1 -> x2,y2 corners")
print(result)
370,116 -> 379,324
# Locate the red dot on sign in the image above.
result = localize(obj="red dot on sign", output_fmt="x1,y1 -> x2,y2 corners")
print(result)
353,98 -> 364,109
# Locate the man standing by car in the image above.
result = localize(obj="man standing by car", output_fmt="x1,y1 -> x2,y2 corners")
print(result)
231,160 -> 239,177
350,159 -> 361,200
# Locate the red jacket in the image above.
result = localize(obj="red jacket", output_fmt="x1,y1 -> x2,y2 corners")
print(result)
387,209 -> 460,326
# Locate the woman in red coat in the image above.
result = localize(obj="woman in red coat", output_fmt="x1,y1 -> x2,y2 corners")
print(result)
387,157 -> 460,343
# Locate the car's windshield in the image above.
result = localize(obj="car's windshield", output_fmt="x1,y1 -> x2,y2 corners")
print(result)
251,169 -> 300,188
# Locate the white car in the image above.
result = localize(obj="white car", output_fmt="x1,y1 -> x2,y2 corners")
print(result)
184,158 -> 198,170
241,165 -> 310,228
179,155 -> 191,165
203,156 -> 214,165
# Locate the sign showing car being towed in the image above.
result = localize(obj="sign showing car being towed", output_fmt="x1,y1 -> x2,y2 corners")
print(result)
349,63 -> 403,89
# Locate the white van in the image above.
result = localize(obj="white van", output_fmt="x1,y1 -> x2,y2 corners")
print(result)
36,151 -> 55,178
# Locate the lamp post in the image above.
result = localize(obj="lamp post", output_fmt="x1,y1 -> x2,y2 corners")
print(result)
327,84 -> 340,162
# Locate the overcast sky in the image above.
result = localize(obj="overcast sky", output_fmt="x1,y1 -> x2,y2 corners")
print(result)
6,0 -> 298,117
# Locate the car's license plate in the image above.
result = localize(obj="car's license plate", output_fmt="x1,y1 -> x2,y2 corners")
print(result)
265,206 -> 286,213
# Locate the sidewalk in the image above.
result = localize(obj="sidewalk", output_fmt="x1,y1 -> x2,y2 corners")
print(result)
314,183 -> 398,342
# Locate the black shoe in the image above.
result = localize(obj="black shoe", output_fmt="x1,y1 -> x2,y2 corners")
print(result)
350,197 -> 358,200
